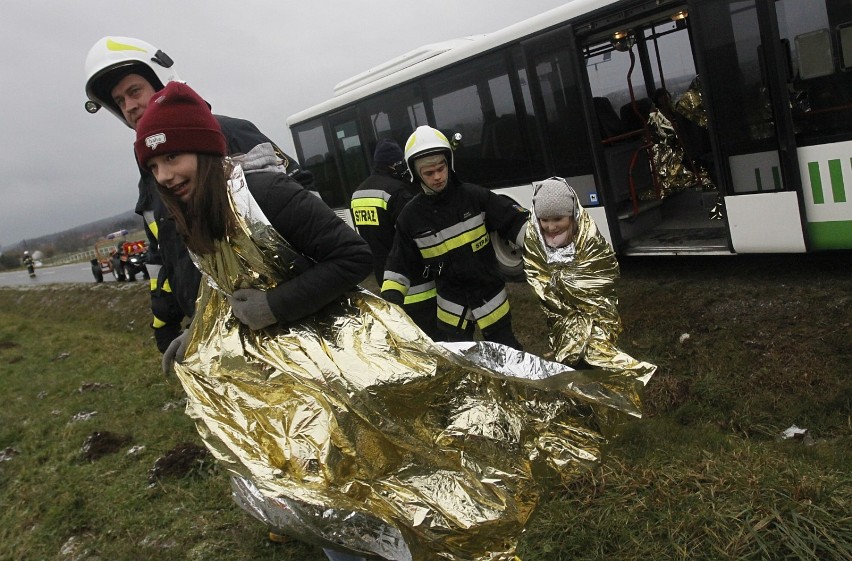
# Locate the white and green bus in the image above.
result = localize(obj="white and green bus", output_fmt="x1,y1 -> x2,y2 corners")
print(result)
287,0 -> 852,274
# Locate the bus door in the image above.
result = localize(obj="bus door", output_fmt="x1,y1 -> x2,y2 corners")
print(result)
328,109 -> 370,215
693,0 -> 852,252
576,0 -> 731,255
688,0 -> 852,252
772,0 -> 852,251
520,26 -> 605,242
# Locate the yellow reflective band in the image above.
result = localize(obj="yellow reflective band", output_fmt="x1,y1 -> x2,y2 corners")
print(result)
149,278 -> 157,291
476,299 -> 510,329
148,220 -> 159,238
404,287 -> 436,304
381,279 -> 407,295
351,197 -> 388,210
405,133 -> 418,153
420,225 -> 488,259
352,207 -> 380,226
437,307 -> 467,330
106,38 -> 147,52
152,317 -> 166,328
161,279 -> 172,293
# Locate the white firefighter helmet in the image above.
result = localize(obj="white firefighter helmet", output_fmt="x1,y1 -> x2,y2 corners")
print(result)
404,125 -> 454,182
84,36 -> 180,126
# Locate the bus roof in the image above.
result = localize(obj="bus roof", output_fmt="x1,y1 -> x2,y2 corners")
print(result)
286,0 -> 619,127
332,36 -> 486,97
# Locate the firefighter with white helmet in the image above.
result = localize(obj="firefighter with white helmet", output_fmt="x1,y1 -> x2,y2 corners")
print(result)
83,36 -> 313,369
84,36 -> 179,125
403,126 -> 455,193
382,125 -> 529,349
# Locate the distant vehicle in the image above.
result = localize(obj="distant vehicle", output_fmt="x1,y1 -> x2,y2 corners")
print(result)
90,234 -> 149,283
91,238 -> 121,282
119,240 -> 150,282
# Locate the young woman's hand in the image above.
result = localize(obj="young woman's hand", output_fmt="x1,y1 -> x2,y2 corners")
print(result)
228,289 -> 277,330
161,331 -> 190,375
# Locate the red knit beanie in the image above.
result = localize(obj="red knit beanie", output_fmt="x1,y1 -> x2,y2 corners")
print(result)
134,81 -> 226,167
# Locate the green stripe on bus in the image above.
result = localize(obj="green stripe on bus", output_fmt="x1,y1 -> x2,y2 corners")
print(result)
754,168 -> 763,191
807,220 -> 852,250
808,161 -> 824,204
772,166 -> 781,190
828,159 -> 846,203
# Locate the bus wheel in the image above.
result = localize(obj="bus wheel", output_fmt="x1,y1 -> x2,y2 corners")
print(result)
492,229 -> 524,282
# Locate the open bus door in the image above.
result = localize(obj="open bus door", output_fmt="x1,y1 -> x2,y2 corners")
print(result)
689,0 -> 806,253
573,0 -> 733,256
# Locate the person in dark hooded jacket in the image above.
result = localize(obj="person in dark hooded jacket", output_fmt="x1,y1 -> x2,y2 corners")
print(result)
135,82 -> 372,338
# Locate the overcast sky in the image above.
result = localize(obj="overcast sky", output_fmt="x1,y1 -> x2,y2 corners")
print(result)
0,0 -> 570,249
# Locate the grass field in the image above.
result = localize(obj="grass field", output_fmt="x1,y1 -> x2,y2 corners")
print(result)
1,252 -> 850,560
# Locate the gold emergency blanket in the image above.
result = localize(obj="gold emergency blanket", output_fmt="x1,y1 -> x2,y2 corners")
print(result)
523,186 -> 657,380
646,110 -> 715,199
176,166 -> 650,560
673,75 -> 707,128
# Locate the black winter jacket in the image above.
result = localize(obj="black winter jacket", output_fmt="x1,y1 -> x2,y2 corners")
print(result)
246,171 -> 373,323
382,177 -> 528,321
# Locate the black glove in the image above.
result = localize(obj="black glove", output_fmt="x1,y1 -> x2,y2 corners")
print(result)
228,288 -> 278,330
162,330 -> 190,376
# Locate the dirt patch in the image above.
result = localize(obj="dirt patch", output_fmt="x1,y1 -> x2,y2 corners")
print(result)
148,442 -> 214,483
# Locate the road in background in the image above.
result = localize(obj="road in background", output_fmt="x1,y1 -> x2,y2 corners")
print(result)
0,262 -> 126,287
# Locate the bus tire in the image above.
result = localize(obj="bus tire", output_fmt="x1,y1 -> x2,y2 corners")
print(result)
492,229 -> 525,282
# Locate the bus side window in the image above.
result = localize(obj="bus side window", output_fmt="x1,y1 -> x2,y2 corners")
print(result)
796,29 -> 834,79
841,23 -> 852,71
480,114 -> 524,160
619,98 -> 654,132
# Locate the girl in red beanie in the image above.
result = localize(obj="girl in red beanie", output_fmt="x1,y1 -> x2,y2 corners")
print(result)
136,81 -> 376,560
135,81 -> 373,329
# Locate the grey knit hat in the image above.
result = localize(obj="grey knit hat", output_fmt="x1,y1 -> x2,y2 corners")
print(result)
533,178 -> 576,218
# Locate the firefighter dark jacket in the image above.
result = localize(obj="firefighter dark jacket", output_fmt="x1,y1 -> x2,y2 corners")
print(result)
349,170 -> 416,283
382,176 -> 529,331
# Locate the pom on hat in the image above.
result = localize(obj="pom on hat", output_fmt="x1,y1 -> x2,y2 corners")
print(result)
532,178 -> 576,218
372,139 -> 404,167
134,82 -> 226,168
